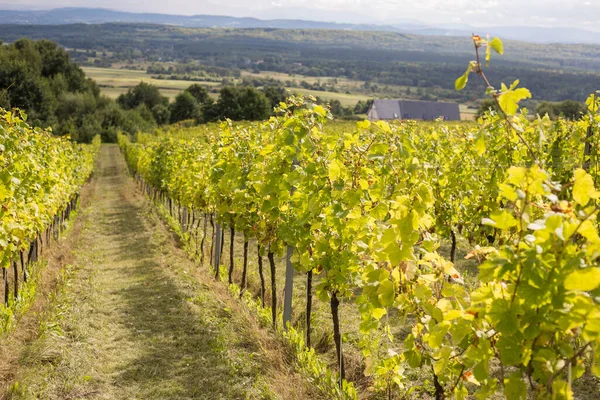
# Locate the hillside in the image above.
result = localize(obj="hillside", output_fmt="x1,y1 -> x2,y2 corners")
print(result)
1,7 -> 600,44
1,23 -> 599,102
1,24 -> 600,398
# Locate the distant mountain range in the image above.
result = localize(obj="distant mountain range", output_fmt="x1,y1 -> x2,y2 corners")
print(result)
0,7 -> 599,45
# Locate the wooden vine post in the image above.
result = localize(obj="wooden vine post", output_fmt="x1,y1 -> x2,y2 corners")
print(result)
214,220 -> 222,279
583,90 -> 599,172
282,156 -> 299,330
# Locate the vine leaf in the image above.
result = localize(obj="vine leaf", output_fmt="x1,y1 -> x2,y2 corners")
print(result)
455,73 -> 469,91
504,372 -> 527,399
498,82 -> 531,115
489,38 -> 504,55
377,280 -> 395,307
564,267 -> 600,291
573,168 -> 600,206
371,308 -> 387,320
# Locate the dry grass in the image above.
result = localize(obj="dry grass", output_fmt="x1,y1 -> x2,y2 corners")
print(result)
0,171 -> 96,398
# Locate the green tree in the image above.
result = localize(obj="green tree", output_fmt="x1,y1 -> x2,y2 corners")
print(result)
121,107 -> 157,135
353,99 -> 373,115
262,85 -> 287,111
0,38 -> 158,142
238,87 -> 271,120
536,101 -> 560,119
215,86 -> 242,120
117,82 -> 169,123
536,100 -> 586,120
186,83 -> 211,104
170,91 -> 200,123
151,103 -> 171,125
558,99 -> 586,120
185,83 -> 215,122
476,98 -> 500,118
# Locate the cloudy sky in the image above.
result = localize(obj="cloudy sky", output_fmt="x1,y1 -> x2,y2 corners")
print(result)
1,0 -> 599,30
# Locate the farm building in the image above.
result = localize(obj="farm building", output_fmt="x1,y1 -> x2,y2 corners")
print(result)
367,99 -> 461,121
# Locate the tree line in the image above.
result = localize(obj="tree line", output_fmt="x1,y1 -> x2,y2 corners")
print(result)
0,39 -> 159,143
0,39 -> 291,142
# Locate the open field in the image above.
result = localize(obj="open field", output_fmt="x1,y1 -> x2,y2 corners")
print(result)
287,88 -> 369,107
84,66 -> 369,106
241,70 -> 370,90
83,66 -> 474,119
459,104 -> 477,120
82,67 -> 219,99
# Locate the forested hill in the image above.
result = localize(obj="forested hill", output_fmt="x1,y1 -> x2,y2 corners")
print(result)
1,23 -> 599,102
2,23 -> 600,72
1,7 -> 600,44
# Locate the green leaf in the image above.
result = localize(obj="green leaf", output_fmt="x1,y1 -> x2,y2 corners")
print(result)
328,159 -> 345,181
552,380 -> 574,400
586,93 -> 599,113
573,168 -> 600,206
433,346 -> 452,375
482,210 -> 517,230
593,341 -> 600,376
449,320 -> 471,345
455,72 -> 469,91
578,220 -> 600,243
384,242 -> 411,265
313,105 -> 327,116
497,336 -> 522,366
454,385 -> 469,400
475,132 -> 486,156
405,349 -> 421,368
504,372 -> 526,400
498,86 -> 532,116
0,183 -> 7,202
377,280 -> 395,307
507,166 -> 526,185
490,38 -> 504,55
564,268 -> 600,292
374,120 -> 391,133
427,322 -> 450,348
498,183 -> 518,202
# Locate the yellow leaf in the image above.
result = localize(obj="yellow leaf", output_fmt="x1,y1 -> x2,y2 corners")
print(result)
357,120 -> 371,130
313,105 -> 327,116
573,168 -> 600,206
565,268 -> 600,292
372,308 -> 387,320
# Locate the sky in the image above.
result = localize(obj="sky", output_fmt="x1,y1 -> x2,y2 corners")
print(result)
1,0 -> 599,30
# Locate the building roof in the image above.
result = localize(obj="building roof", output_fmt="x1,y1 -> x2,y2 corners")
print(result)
368,99 -> 461,121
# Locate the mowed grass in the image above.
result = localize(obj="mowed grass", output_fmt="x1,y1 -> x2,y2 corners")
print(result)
287,88 -> 369,107
5,145 -> 317,400
82,67 -> 219,99
241,70 -> 368,91
83,66 -> 367,106
173,215 -> 483,396
459,104 -> 478,121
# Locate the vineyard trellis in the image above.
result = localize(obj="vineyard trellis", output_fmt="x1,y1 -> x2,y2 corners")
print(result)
0,109 -> 100,332
117,37 -> 600,399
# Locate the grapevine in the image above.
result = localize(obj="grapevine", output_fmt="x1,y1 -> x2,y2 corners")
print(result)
117,37 -> 600,399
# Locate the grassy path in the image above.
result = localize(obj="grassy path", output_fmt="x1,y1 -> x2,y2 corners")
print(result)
5,144 -> 313,400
